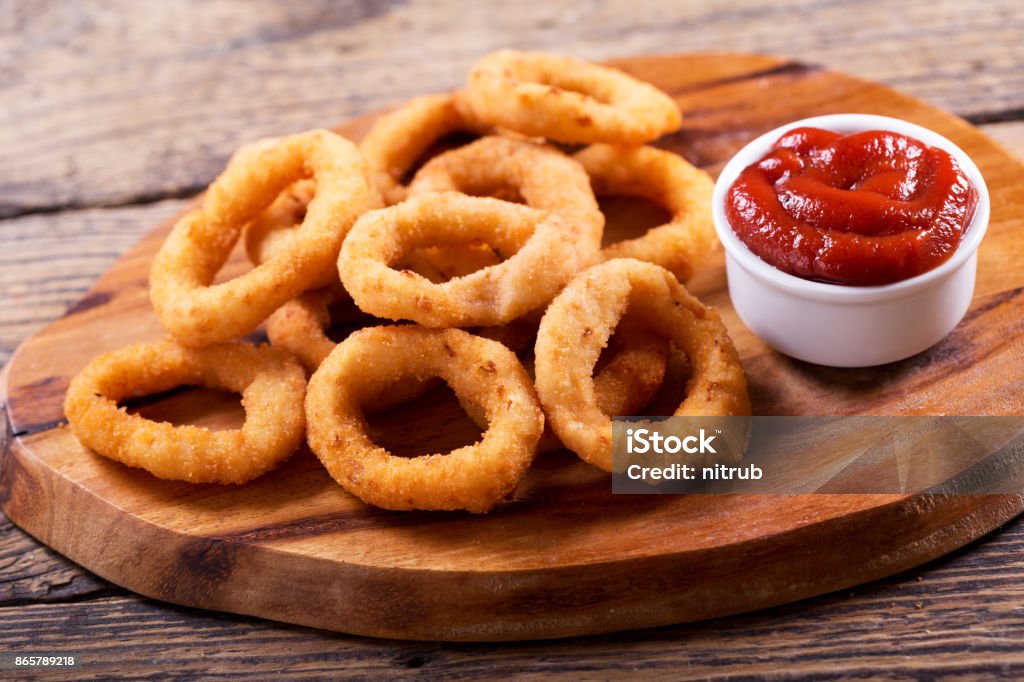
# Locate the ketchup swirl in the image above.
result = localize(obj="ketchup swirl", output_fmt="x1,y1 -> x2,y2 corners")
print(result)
725,127 -> 978,286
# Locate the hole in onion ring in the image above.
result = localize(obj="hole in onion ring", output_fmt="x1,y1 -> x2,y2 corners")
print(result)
322,304 -> 383,344
593,326 -> 633,375
125,387 -> 245,432
397,243 -> 506,284
365,382 -> 486,458
424,172 -> 527,205
598,195 -> 673,249
643,349 -> 695,416
546,81 -> 615,105
324,319 -> 378,344
599,309 -> 697,419
486,186 -> 526,204
592,323 -> 650,378
398,131 -> 481,185
590,314 -> 672,419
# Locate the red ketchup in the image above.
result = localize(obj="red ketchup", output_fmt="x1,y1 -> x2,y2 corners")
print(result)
725,127 -> 978,286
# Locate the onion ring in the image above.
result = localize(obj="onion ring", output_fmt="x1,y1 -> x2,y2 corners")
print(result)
63,340 -> 306,484
575,144 -> 717,281
265,284 -> 442,411
463,50 -> 681,144
305,326 -> 544,513
407,135 -> 603,255
265,283 -> 354,374
534,258 -> 750,471
457,315 -> 669,452
150,129 -> 379,347
243,179 -> 498,288
240,179 -> 342,290
338,192 -> 590,327
536,317 -> 669,453
589,318 -> 671,418
359,93 -> 487,205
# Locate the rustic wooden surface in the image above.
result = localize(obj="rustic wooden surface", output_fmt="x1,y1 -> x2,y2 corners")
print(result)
2,0 -> 1024,677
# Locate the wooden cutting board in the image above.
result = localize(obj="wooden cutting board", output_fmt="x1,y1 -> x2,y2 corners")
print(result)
3,53 -> 1024,642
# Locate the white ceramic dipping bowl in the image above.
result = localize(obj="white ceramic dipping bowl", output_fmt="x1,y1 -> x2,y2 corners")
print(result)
712,113 -> 990,368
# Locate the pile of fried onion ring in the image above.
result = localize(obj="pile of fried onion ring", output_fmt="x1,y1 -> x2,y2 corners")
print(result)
64,49 -> 748,513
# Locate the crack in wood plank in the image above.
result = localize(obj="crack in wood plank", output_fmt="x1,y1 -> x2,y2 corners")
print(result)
0,184 -> 207,222
964,107 -> 1024,127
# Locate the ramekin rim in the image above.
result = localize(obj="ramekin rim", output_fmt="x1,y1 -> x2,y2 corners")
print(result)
710,113 -> 991,304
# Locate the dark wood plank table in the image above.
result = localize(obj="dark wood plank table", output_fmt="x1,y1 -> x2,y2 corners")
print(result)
2,1 -> 1024,678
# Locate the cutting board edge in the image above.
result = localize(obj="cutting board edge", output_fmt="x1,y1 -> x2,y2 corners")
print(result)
4,420 -> 1022,641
